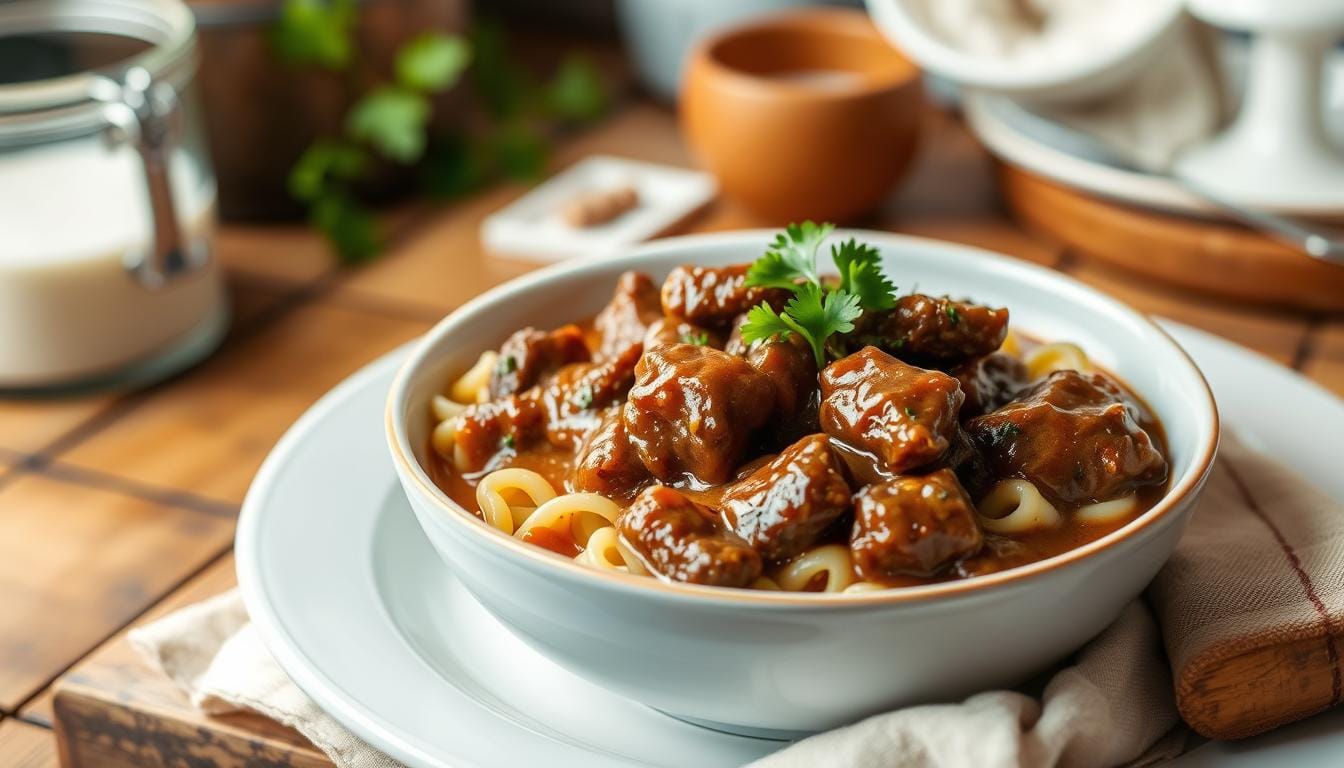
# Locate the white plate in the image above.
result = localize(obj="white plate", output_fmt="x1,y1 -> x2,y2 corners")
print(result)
963,45 -> 1344,218
236,323 -> 1344,768
480,155 -> 717,263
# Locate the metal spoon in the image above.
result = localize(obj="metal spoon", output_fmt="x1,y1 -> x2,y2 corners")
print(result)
1017,106 -> 1344,264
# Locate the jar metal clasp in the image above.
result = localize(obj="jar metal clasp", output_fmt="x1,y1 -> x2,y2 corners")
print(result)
92,66 -> 210,289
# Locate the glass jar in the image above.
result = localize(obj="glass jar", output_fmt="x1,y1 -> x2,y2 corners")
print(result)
0,0 -> 227,390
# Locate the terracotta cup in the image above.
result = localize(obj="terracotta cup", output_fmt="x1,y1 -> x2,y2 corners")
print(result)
681,7 -> 923,223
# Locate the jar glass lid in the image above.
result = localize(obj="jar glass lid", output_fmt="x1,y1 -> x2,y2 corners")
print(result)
0,0 -> 196,145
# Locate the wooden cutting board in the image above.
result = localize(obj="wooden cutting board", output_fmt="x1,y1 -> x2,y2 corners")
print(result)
997,163 -> 1344,313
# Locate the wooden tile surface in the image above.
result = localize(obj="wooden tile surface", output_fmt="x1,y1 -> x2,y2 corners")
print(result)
55,303 -> 428,506
0,720 -> 59,768
24,553 -> 234,727
0,475 -> 233,711
1301,321 -> 1344,398
1058,259 -> 1310,366
47,555 -> 332,768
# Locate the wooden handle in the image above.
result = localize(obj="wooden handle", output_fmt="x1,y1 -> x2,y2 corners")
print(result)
1176,631 -> 1344,740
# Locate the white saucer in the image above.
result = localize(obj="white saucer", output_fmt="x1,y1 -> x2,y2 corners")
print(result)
236,324 -> 1344,768
963,45 -> 1344,218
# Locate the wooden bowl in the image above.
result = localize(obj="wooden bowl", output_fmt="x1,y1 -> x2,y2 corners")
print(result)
681,8 -> 923,224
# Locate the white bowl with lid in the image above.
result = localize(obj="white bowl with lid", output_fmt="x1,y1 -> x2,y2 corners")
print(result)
863,0 -> 1186,104
384,230 -> 1218,735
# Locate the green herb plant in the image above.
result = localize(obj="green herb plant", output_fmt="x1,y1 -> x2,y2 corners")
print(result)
272,1 -> 607,262
739,222 -> 898,366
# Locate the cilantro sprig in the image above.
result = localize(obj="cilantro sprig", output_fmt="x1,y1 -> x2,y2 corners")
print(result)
739,223 -> 897,366
274,8 -> 606,263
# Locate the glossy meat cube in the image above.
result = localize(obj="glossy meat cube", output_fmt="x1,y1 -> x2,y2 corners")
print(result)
820,346 -> 964,476
618,485 -> 762,587
660,264 -> 787,327
593,271 -> 662,361
849,294 -> 1008,367
850,468 -> 983,579
719,434 -> 852,561
488,324 -> 591,399
623,344 -> 776,486
967,370 -> 1167,504
571,407 -> 650,501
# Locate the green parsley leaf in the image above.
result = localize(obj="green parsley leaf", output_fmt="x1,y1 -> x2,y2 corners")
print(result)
396,33 -> 471,93
468,21 -> 529,121
742,284 -> 861,366
346,86 -> 432,164
311,192 -> 379,264
679,331 -> 709,346
287,139 -> 367,202
269,0 -> 355,70
783,283 -> 862,366
832,238 -> 896,311
501,434 -> 516,450
544,55 -> 607,122
495,355 -> 517,375
945,303 -> 961,326
746,220 -> 833,290
488,122 -> 548,180
419,133 -> 491,199
739,301 -> 803,347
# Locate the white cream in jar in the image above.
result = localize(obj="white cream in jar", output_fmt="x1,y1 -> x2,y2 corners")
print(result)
0,0 -> 227,390
0,138 -> 223,387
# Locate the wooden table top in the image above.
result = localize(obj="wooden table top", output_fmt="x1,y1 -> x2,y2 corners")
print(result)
4,84 -> 1342,768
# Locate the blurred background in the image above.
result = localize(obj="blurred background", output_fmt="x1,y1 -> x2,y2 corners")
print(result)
0,0 -> 1342,386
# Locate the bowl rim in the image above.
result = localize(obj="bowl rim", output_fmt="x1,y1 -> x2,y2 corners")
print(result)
863,0 -> 1185,95
687,6 -> 922,101
386,230 -> 1219,608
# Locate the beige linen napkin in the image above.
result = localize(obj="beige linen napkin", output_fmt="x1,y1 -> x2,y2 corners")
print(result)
133,433 -> 1343,768
129,591 -> 406,768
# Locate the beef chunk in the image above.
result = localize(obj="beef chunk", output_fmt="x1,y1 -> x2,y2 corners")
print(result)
660,264 -> 787,327
849,294 -> 1008,367
747,339 -> 821,444
571,407 -> 650,500
820,346 -> 964,477
850,469 -> 983,579
453,394 -> 546,473
593,271 -> 662,361
720,434 -> 852,561
642,317 -> 723,350
936,427 -> 992,499
953,352 -> 1030,419
539,342 -> 642,449
618,485 -> 762,587
723,312 -> 751,356
623,344 -> 776,486
489,325 -> 591,399
967,370 -> 1167,504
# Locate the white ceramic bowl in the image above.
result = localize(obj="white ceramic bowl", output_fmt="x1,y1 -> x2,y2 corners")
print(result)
863,0 -> 1186,104
387,231 -> 1218,735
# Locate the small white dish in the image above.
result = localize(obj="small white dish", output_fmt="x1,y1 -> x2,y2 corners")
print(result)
964,41 -> 1344,218
480,155 -> 716,263
386,231 -> 1218,734
236,325 -> 1344,767
863,0 -> 1185,103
